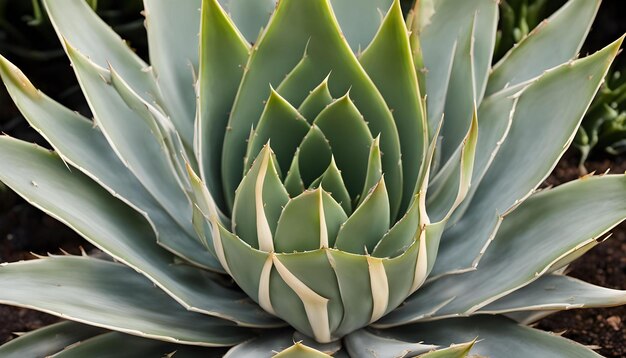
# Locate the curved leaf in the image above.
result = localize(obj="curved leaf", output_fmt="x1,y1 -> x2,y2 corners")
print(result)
344,329 -> 436,357
0,56 -> 221,272
0,257 -> 251,346
432,38 -> 622,276
0,322 -> 103,358
487,0 -> 601,95
0,137 -> 280,327
378,175 -> 626,326
143,0 -> 201,144
385,316 -> 603,358
478,274 -> 626,314
360,0 -> 427,215
197,0 -> 251,212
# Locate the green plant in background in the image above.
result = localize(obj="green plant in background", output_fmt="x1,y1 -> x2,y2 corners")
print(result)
493,0 -> 566,62
576,67 -> 626,168
0,0 -> 625,356
0,0 -> 144,60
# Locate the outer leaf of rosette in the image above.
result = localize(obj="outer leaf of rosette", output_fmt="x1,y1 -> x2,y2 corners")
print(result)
327,241 -> 418,338
334,177 -> 390,255
313,94 -> 374,205
197,0 -> 251,213
298,77 -> 334,122
360,0 -> 427,217
232,145 -> 289,250
272,250 -> 344,342
212,222 -> 273,309
274,188 -> 348,252
288,125 -> 333,189
311,157 -> 352,215
244,89 -> 310,175
222,0 -> 402,216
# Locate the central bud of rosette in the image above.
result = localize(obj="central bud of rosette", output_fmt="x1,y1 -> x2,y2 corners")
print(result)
188,86 -> 444,343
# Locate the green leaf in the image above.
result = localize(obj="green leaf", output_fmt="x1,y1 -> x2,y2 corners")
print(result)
448,91 -> 517,226
42,0 -> 159,106
478,274 -> 626,314
284,148 -> 306,197
0,322 -> 104,358
232,145 -> 289,251
271,250 -> 343,342
0,56 -> 221,272
426,113 -> 478,223
0,137 -> 280,327
274,343 -> 332,357
109,65 -> 193,192
386,316 -> 603,358
329,0 -> 393,52
224,330 -> 294,358
143,0 -> 201,145
298,77 -> 334,122
344,329 -> 437,357
64,43 -> 192,239
0,257 -> 251,346
51,331 -> 225,357
197,0 -> 251,213
217,0 -> 275,43
245,89 -> 310,174
378,175 -> 626,326
418,342 -> 474,358
293,125 -> 333,187
334,177 -> 390,255
274,188 -> 347,252
487,0 -> 601,95
360,0 -> 427,216
372,193 -> 421,258
432,38 -> 622,277
314,157 -> 352,215
417,0 -> 497,133
358,136 -> 383,207
314,95 -> 373,204
222,0 -> 401,214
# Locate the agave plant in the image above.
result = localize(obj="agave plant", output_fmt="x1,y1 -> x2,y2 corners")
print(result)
0,0 -> 625,356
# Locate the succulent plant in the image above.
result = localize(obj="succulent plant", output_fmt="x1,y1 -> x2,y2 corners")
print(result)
0,0 -> 625,356
576,66 -> 626,168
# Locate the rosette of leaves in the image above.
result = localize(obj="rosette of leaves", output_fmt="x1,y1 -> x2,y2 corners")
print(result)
0,0 -> 625,356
